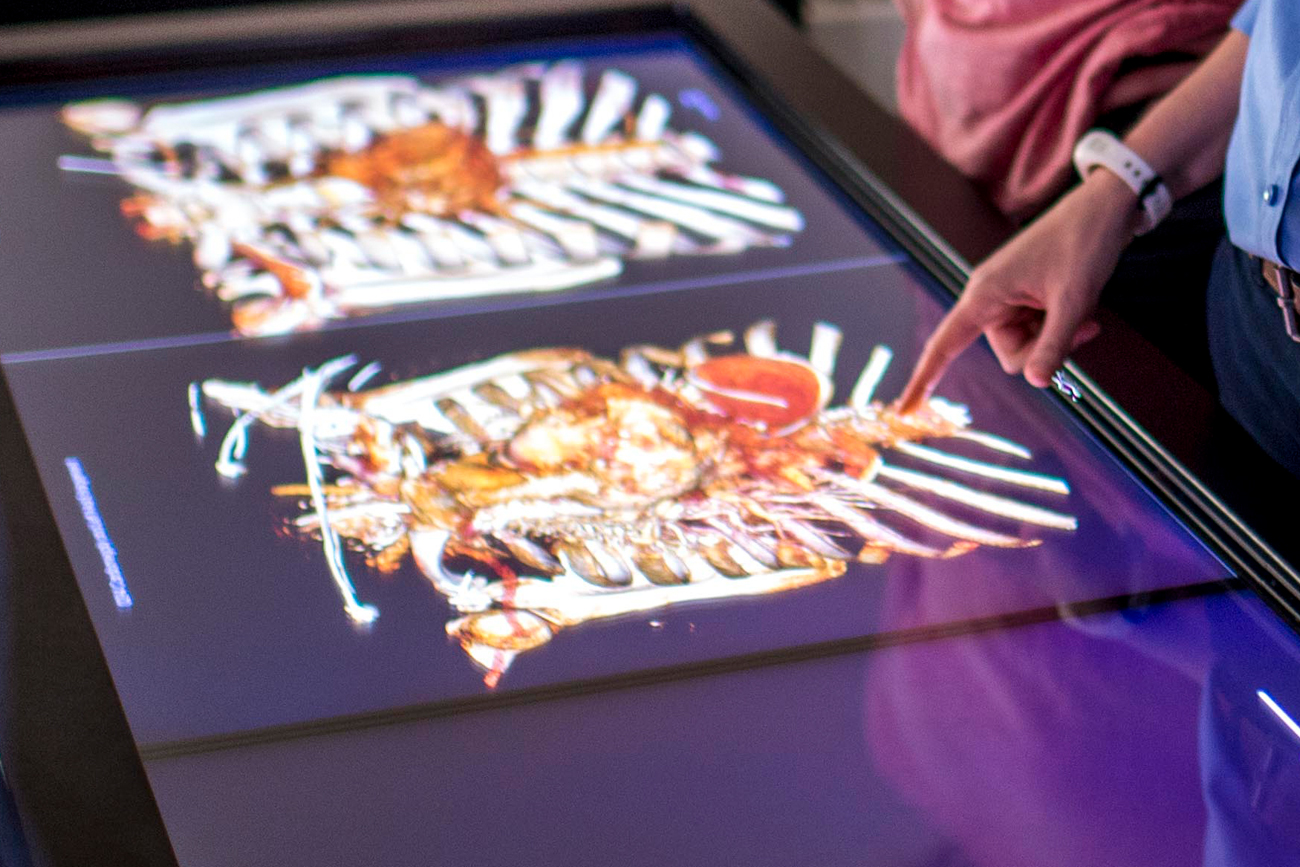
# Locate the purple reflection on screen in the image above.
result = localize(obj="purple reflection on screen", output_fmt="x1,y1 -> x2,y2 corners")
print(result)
865,589 -> 1300,867
142,591 -> 1300,866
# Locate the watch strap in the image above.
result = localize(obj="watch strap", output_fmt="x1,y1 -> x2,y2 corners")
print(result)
1072,129 -> 1172,235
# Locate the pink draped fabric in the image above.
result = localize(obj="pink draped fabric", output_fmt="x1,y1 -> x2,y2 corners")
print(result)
894,0 -> 1239,220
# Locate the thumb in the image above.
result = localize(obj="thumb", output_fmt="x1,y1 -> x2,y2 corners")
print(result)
1072,319 -> 1101,346
1024,302 -> 1087,388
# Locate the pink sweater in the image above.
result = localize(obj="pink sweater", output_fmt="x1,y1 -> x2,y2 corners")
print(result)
895,0 -> 1238,220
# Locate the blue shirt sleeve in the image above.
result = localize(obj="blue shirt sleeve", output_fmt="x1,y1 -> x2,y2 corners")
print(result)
1232,0 -> 1261,35
1223,0 -> 1300,267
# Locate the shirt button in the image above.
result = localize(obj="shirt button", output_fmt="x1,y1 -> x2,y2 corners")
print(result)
1264,184 -> 1280,205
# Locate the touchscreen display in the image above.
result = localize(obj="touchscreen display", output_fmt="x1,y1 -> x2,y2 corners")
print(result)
0,33 -> 1230,759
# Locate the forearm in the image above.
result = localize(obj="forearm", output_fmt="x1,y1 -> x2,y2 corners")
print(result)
899,30 -> 1251,407
1122,30 -> 1248,200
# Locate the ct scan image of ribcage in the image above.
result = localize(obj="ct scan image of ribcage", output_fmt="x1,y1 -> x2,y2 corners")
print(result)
196,321 -> 1077,687
62,62 -> 806,336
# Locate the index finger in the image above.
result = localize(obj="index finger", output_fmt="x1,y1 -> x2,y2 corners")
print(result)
897,304 -> 985,414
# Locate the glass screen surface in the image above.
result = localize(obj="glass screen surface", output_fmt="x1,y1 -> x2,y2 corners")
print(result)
141,589 -> 1300,867
0,31 -> 1232,762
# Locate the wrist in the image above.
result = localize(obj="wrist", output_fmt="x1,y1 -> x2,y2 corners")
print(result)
1074,169 -> 1146,238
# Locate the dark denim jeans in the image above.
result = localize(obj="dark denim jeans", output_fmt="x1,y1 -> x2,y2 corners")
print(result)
1100,180 -> 1226,393
1208,238 -> 1300,478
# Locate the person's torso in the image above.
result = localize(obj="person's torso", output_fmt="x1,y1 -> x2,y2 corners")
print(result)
1224,0 -> 1300,268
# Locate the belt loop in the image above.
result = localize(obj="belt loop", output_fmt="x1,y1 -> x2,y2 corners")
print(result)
1278,278 -> 1300,342
1261,258 -> 1300,343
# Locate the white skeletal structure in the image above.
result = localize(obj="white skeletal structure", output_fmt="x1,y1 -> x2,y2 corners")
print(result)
198,322 -> 1076,685
62,64 -> 805,336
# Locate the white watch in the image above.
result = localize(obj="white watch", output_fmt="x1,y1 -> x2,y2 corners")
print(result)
1072,129 -> 1172,236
